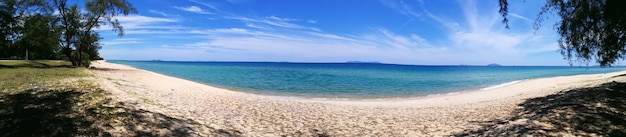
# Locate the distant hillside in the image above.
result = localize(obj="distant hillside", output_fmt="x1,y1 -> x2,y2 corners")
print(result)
487,63 -> 502,66
346,61 -> 381,64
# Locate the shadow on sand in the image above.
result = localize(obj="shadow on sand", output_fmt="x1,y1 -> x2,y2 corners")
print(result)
0,61 -> 75,69
0,88 -> 242,137
454,81 -> 626,136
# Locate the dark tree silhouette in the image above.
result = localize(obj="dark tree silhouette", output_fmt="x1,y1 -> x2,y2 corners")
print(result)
499,0 -> 626,67
1,0 -> 126,62
53,0 -> 136,66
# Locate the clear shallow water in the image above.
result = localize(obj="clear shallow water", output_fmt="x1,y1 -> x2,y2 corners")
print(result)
109,60 -> 626,98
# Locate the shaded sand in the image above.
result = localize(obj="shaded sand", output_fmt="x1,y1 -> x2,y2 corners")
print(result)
89,60 -> 626,136
456,81 -> 626,136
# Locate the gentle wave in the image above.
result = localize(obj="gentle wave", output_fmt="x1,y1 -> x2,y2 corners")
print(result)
481,80 -> 523,91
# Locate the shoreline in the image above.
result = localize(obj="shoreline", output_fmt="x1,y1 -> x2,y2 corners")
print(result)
107,60 -> 626,100
104,60 -> 625,101
89,60 -> 626,136
99,60 -> 625,103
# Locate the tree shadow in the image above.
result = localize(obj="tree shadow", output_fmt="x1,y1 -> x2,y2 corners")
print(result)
454,81 -> 626,136
88,67 -> 119,71
0,88 -> 242,136
0,89 -> 85,136
0,61 -> 75,69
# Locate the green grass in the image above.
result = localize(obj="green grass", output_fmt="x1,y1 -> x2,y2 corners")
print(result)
0,60 -> 73,68
0,60 -> 211,136
0,60 -> 86,92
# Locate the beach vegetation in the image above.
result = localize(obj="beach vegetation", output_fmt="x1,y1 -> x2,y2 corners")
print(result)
0,0 -> 60,61
499,0 -> 626,67
53,0 -> 136,66
0,60 -> 218,136
0,0 -> 136,67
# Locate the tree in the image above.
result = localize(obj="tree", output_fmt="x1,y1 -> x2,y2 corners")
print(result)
81,32 -> 103,60
16,13 -> 61,60
499,0 -> 626,67
53,0 -> 136,66
0,0 -> 55,59
0,0 -> 18,59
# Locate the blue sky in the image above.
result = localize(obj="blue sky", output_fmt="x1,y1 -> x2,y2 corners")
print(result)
96,0 -> 568,66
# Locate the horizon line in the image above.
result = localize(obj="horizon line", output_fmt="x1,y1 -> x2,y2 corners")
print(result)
104,59 -> 618,67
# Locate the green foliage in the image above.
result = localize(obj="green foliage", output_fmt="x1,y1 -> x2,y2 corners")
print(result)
53,0 -> 136,66
0,0 -> 58,60
71,51 -> 91,67
499,0 -> 626,67
16,13 -> 61,60
1,0 -> 134,66
0,60 -> 210,136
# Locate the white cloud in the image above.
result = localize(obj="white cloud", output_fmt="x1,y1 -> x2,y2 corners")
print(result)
100,15 -> 179,34
226,0 -> 248,4
101,38 -> 142,46
379,0 -> 421,18
189,0 -> 220,12
101,0 -> 565,66
146,27 -> 456,64
246,23 -> 269,30
125,29 -> 187,35
376,0 -> 562,64
114,15 -> 177,24
509,13 -> 532,22
174,6 -> 213,14
267,16 -> 299,21
115,15 -> 180,30
225,16 -> 319,31
101,48 -> 210,61
149,10 -> 168,17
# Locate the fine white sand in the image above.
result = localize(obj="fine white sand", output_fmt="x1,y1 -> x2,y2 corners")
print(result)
89,60 -> 626,136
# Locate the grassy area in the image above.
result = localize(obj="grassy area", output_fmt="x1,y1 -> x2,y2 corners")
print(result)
0,60 -> 86,93
0,60 -> 74,68
0,60 -> 213,136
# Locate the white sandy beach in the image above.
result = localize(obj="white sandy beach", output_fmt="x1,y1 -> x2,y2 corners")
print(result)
89,60 -> 626,136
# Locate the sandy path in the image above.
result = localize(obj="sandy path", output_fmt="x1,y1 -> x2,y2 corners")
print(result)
88,60 -> 626,136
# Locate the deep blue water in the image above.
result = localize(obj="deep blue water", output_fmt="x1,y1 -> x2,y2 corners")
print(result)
109,60 -> 626,98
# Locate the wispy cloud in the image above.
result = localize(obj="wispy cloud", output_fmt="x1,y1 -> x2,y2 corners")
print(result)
225,0 -> 249,4
101,0 -> 564,65
148,10 -> 168,17
375,0 -> 559,64
114,15 -> 177,29
225,16 -> 320,32
267,16 -> 299,22
509,13 -> 532,22
189,0 -> 220,12
95,15 -> 180,35
151,27 -> 456,64
114,15 -> 177,24
101,38 -> 142,46
379,0 -> 421,17
174,6 -> 213,14
246,23 -> 270,30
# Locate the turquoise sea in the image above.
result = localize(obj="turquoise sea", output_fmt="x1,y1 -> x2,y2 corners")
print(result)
109,60 -> 625,98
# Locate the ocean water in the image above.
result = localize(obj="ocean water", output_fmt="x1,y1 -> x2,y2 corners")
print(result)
109,60 -> 625,98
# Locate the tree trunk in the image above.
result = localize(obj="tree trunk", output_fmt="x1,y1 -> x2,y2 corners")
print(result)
62,47 -> 76,66
77,50 -> 82,66
77,41 -> 82,66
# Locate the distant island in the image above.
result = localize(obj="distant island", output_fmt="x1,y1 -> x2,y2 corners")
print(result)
346,61 -> 381,64
487,63 -> 502,66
